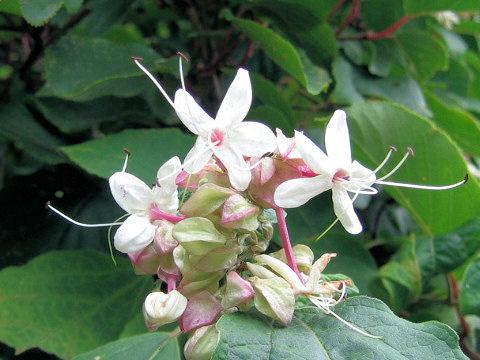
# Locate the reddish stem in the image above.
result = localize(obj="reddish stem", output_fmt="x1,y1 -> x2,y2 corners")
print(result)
367,15 -> 415,40
167,275 -> 177,292
327,0 -> 348,20
335,0 -> 361,37
150,205 -> 186,223
274,207 -> 302,281
450,274 -> 469,338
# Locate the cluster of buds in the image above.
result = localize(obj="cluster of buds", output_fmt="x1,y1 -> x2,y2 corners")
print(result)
48,55 -> 468,359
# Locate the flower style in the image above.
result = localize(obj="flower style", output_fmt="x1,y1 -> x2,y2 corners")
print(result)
274,110 -> 467,234
134,58 -> 277,191
109,155 -> 183,253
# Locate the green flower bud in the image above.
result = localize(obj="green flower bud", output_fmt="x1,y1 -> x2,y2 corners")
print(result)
184,325 -> 219,360
181,183 -> 235,217
220,194 -> 260,231
173,217 -> 227,256
250,277 -> 295,326
272,244 -> 314,275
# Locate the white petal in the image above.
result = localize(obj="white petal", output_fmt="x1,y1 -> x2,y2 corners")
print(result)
332,188 -> 362,234
174,89 -> 214,137
215,145 -> 251,191
215,68 -> 252,129
274,176 -> 332,208
152,187 -> 179,214
114,214 -> 156,253
109,172 -> 153,214
295,131 -> 335,175
156,156 -> 181,194
325,110 -> 352,169
350,160 -> 376,188
183,137 -> 213,174
228,121 -> 277,157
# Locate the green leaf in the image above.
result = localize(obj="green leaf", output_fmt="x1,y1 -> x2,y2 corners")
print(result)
213,296 -> 467,360
36,96 -> 153,133
331,57 -> 364,104
404,0 -> 480,14
347,101 -> 480,235
424,89 -> 480,157
0,250 -> 152,358
72,332 -> 182,360
395,31 -> 448,81
454,21 -> 480,35
0,102 -> 66,164
225,15 -> 330,95
460,256 -> 480,317
370,236 -> 422,312
249,105 -> 293,135
416,218 -> 480,280
61,128 -> 193,184
251,0 -> 337,24
362,0 -> 404,32
20,0 -> 83,26
0,0 -> 21,15
39,36 -> 172,101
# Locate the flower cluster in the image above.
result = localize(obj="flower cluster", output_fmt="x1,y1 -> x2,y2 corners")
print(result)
48,57 -> 467,360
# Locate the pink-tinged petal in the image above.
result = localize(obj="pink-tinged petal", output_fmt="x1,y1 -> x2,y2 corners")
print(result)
174,89 -> 214,137
276,128 -> 300,159
215,68 -> 252,128
157,254 -> 181,283
183,137 -> 213,174
114,214 -> 156,253
221,194 -> 260,231
180,290 -> 223,333
215,145 -> 251,191
332,188 -> 362,234
294,131 -> 335,176
274,175 -> 332,208
325,110 -> 352,169
128,243 -> 160,275
109,172 -> 153,214
154,220 -> 178,254
222,271 -> 255,308
250,157 -> 275,186
228,121 -> 277,157
156,156 -> 181,194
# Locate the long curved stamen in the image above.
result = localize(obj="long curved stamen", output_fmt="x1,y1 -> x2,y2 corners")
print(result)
47,202 -> 123,228
121,148 -> 131,172
376,174 -> 468,190
377,148 -> 413,181
133,58 -> 175,108
336,179 -> 378,195
373,146 -> 397,174
178,54 -> 203,136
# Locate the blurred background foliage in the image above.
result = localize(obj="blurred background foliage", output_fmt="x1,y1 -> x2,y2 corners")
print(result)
1,0 -> 480,359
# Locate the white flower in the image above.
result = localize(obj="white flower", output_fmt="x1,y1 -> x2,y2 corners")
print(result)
109,156 -> 181,253
143,290 -> 187,329
276,128 -> 301,159
274,110 -> 467,234
174,69 -> 277,191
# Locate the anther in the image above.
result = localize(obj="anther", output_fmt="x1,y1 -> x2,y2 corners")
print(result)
45,200 -> 51,209
177,52 -> 189,62
464,173 -> 469,183
389,146 -> 397,152
407,147 -> 415,156
131,56 -> 144,61
123,148 -> 131,156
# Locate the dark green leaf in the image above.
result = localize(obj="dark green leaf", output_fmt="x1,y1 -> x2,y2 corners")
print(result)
0,0 -> 21,15
347,101 -> 480,235
0,250 -> 152,358
225,15 -> 330,95
454,21 -> 480,34
331,57 -> 364,104
0,102 -> 66,164
213,296 -> 467,360
20,0 -> 83,26
38,36 -> 171,101
460,256 -> 480,316
362,0 -> 404,32
61,128 -> 193,183
249,105 -> 293,135
72,332 -> 182,360
404,0 -> 480,14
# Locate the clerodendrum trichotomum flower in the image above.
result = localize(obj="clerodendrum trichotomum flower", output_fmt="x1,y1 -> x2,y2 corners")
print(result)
274,110 -> 468,234
134,58 -> 277,191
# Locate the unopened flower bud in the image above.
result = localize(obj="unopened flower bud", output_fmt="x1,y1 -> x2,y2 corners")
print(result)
180,290 -> 222,333
154,220 -> 177,255
128,243 -> 160,275
272,244 -> 314,274
114,214 -> 156,253
143,290 -> 187,330
180,183 -> 235,217
221,194 -> 260,231
250,276 -> 295,326
221,271 -> 255,309
184,325 -> 219,360
172,217 -> 227,256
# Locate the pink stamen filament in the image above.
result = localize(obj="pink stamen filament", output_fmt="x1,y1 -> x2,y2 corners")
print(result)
274,207 -> 303,282
150,205 -> 186,223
